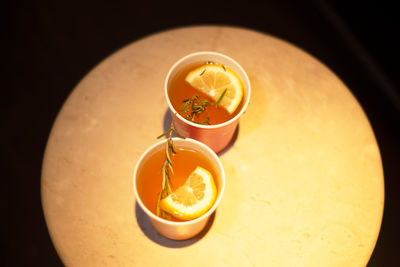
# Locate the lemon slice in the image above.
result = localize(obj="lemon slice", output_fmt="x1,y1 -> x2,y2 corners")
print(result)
160,166 -> 217,221
185,63 -> 244,114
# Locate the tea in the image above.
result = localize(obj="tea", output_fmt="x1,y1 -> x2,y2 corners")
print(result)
168,62 -> 244,125
136,146 -> 218,221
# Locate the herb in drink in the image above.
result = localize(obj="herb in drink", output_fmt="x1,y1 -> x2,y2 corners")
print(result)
179,95 -> 210,125
155,119 -> 185,219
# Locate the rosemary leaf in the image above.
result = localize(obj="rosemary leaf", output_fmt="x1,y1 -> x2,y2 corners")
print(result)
198,99 -> 210,104
172,128 -> 186,139
157,129 -> 171,139
192,117 -> 210,125
179,101 -> 191,112
168,163 -> 174,176
163,168 -> 172,193
168,141 -> 176,154
166,148 -> 172,165
216,88 -> 227,107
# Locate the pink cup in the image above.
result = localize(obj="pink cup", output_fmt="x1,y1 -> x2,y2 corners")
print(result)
165,51 -> 251,153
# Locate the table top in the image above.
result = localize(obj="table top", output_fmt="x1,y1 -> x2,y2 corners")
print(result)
41,26 -> 384,266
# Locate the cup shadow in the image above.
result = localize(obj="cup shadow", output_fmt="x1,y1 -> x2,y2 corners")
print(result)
163,109 -> 173,133
135,201 -> 216,248
162,108 -> 239,155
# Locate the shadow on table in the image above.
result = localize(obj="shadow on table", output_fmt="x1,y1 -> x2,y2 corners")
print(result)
162,108 -> 239,156
135,202 -> 216,248
162,109 -> 173,133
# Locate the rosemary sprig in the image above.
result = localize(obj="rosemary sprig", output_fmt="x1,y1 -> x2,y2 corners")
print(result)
155,119 -> 185,219
179,95 -> 210,125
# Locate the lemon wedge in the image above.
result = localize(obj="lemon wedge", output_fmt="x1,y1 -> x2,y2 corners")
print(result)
160,166 -> 217,221
185,63 -> 243,114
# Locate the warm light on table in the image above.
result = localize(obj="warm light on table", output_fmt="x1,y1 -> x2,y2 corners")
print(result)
41,26 -> 384,266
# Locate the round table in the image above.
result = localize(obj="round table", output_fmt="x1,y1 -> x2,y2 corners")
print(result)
41,26 -> 384,266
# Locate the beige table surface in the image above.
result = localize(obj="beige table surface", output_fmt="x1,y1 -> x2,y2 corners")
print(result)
41,26 -> 384,266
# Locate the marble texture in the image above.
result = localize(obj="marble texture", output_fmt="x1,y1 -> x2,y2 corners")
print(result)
41,26 -> 384,266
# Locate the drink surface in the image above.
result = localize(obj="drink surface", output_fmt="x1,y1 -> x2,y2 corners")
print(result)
168,62 -> 244,125
136,146 -> 218,221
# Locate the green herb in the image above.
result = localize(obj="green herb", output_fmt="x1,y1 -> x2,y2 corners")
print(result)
179,95 -> 210,125
155,119 -> 185,219
216,88 -> 227,107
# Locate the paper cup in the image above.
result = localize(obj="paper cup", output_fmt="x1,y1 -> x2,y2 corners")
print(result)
133,138 -> 225,240
165,51 -> 251,153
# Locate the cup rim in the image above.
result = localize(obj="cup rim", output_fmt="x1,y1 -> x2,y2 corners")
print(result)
133,137 -> 226,226
164,51 -> 251,129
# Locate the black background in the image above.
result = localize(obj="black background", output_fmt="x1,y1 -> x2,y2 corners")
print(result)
5,0 -> 399,266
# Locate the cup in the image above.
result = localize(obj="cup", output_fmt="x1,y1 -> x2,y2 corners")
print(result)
133,138 -> 226,240
165,51 -> 251,153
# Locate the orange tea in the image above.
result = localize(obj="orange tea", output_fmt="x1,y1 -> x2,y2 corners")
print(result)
168,62 -> 244,125
136,145 -> 218,221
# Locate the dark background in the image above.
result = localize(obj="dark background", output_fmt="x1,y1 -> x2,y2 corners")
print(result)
5,0 -> 399,266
